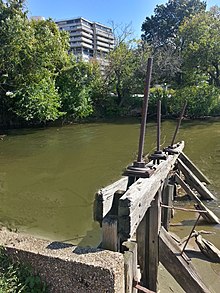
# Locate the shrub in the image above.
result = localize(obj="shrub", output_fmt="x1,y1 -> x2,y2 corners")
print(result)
176,83 -> 220,118
0,247 -> 48,293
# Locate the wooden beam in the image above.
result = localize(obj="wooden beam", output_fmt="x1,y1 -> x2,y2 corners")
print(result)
159,227 -> 210,293
118,141 -> 185,241
179,152 -> 211,185
177,158 -> 216,201
137,191 -> 161,292
101,216 -> 118,251
123,241 -> 138,293
175,173 -> 220,224
94,177 -> 127,223
162,183 -> 174,230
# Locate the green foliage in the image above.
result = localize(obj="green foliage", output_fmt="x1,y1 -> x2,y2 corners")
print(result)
148,87 -> 177,116
0,0 -> 69,125
141,0 -> 206,85
0,247 -> 48,292
105,40 -> 150,109
56,59 -> 103,119
176,83 -> 220,117
13,74 -> 63,122
106,42 -> 136,107
179,11 -> 220,87
141,0 -> 206,47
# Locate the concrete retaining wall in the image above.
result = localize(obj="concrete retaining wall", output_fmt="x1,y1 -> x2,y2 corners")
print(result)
0,228 -> 125,293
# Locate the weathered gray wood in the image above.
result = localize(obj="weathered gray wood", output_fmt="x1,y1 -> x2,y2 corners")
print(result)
136,211 -> 147,286
162,183 -> 174,230
118,141 -> 185,241
146,191 -> 161,292
180,152 -> 211,185
195,233 -> 220,262
177,158 -> 216,200
94,177 -> 127,223
101,216 -> 118,251
159,227 -> 210,293
123,241 -> 138,293
137,191 -> 161,292
175,173 -> 220,224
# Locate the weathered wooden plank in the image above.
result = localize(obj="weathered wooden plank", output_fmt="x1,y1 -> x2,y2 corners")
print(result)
177,158 -> 216,200
195,233 -> 220,262
175,173 -> 220,224
137,191 -> 161,292
118,141 -> 185,241
159,227 -> 210,293
179,152 -> 211,185
94,177 -> 128,223
101,215 -> 118,251
123,241 -> 138,293
162,183 -> 174,230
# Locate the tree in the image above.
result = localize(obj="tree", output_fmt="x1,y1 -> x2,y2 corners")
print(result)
106,42 -> 135,107
105,40 -> 150,110
0,0 -> 70,125
141,0 -> 206,49
151,44 -> 182,84
56,58 -> 104,119
179,9 -> 220,87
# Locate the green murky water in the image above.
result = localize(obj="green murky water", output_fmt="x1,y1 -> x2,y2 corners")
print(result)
0,119 -> 219,247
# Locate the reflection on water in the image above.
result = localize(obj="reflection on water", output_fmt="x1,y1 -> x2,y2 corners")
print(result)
0,119 -> 219,247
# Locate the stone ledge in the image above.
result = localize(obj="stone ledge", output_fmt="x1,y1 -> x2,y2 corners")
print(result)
0,227 -> 124,293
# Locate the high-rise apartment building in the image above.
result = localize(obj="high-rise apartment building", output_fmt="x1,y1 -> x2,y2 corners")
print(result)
56,17 -> 114,65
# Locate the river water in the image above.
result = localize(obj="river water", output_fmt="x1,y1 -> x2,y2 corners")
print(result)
0,119 -> 219,248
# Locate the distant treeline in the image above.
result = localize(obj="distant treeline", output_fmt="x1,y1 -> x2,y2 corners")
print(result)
0,0 -> 220,129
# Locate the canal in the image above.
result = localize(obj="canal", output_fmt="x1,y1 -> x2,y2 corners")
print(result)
0,119 -> 219,248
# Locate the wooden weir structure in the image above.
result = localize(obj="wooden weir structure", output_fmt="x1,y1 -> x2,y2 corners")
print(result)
94,141 -> 219,293
94,58 -> 220,293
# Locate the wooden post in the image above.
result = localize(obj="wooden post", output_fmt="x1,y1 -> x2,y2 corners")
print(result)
136,190 -> 161,292
101,190 -> 125,251
102,215 -> 118,251
162,183 -> 174,230
123,241 -> 138,293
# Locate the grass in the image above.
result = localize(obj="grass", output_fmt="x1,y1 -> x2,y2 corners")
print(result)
0,246 -> 48,293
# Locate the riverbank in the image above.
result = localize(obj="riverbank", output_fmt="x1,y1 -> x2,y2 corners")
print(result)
1,115 -> 220,134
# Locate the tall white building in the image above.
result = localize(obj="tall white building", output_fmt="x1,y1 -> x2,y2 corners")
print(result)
56,17 -> 114,65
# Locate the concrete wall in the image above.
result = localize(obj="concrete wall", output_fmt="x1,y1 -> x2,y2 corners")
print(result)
0,228 -> 124,293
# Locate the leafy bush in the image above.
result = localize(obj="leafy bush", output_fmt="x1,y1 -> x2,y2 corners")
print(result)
148,87 -> 177,116
176,83 -> 220,118
0,247 -> 48,293
13,75 -> 63,123
56,59 -> 102,120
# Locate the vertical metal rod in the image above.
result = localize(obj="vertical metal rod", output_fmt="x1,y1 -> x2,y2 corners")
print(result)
137,57 -> 153,163
157,99 -> 161,152
170,101 -> 187,147
181,213 -> 201,255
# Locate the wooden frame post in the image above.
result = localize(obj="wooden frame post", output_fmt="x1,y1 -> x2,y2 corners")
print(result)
137,189 -> 161,292
123,241 -> 138,293
162,183 -> 174,230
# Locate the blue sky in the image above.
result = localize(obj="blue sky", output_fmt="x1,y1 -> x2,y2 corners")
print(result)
26,0 -> 220,38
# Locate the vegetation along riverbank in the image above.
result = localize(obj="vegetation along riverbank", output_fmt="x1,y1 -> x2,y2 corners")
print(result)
0,0 -> 220,131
